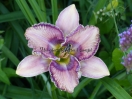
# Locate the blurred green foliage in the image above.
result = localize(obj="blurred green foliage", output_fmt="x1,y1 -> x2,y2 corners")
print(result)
0,0 -> 132,99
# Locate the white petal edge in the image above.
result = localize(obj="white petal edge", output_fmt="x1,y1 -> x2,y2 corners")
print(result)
25,23 -> 64,59
56,4 -> 79,36
49,55 -> 80,93
65,25 -> 100,61
80,56 -> 110,79
16,55 -> 49,77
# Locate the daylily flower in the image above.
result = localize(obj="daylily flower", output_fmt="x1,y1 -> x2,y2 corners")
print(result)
16,4 -> 110,93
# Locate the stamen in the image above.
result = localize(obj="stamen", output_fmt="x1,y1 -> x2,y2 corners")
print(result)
62,43 -> 72,53
59,43 -> 72,58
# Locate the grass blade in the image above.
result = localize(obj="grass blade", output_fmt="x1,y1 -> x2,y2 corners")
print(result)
1,45 -> 19,66
0,11 -> 25,23
51,0 -> 58,24
15,0 -> 37,25
37,0 -> 47,22
28,0 -> 45,22
101,77 -> 132,99
72,78 -> 93,98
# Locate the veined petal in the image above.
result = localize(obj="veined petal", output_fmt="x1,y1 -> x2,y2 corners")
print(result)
49,56 -> 80,93
25,23 -> 64,59
16,55 -> 49,77
80,56 -> 110,79
66,25 -> 100,61
56,4 -> 79,36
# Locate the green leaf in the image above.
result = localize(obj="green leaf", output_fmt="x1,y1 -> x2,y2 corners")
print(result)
0,11 -> 25,23
0,38 -> 4,49
116,79 -> 131,87
0,84 -> 51,99
100,35 -> 111,52
127,74 -> 132,85
107,0 -> 118,11
127,0 -> 132,11
0,61 -> 10,85
1,29 -> 13,67
97,17 -> 114,34
94,0 -> 107,12
3,68 -> 18,78
15,0 -> 37,25
28,0 -> 45,22
51,0 -> 58,24
0,69 -> 10,85
101,77 -> 132,99
90,11 -> 97,25
0,31 -> 4,34
112,48 -> 124,71
0,83 -> 66,99
41,74 -> 52,97
89,0 -> 107,25
79,0 -> 88,25
121,14 -> 126,20
0,2 -> 31,54
37,0 -> 47,22
99,51 -> 111,65
1,45 -> 19,66
99,51 -> 109,59
72,78 -> 93,98
0,95 -> 6,99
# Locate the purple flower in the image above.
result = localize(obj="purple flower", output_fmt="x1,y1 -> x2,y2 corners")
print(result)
122,52 -> 132,73
16,4 -> 110,93
119,26 -> 132,51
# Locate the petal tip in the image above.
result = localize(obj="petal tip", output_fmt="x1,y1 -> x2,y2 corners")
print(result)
100,70 -> 110,78
16,69 -> 20,75
15,55 -> 49,77
80,56 -> 110,79
106,70 -> 110,76
70,4 -> 76,8
55,4 -> 79,35
16,68 -> 26,77
99,70 -> 110,79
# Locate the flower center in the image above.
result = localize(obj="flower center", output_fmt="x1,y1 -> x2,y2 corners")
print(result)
54,43 -> 73,64
59,43 -> 72,58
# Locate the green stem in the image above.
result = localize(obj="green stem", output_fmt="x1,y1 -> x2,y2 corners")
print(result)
89,82 -> 102,99
110,0 -> 119,35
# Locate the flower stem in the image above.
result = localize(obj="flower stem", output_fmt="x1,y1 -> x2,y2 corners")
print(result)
110,0 -> 119,35
110,0 -> 121,50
